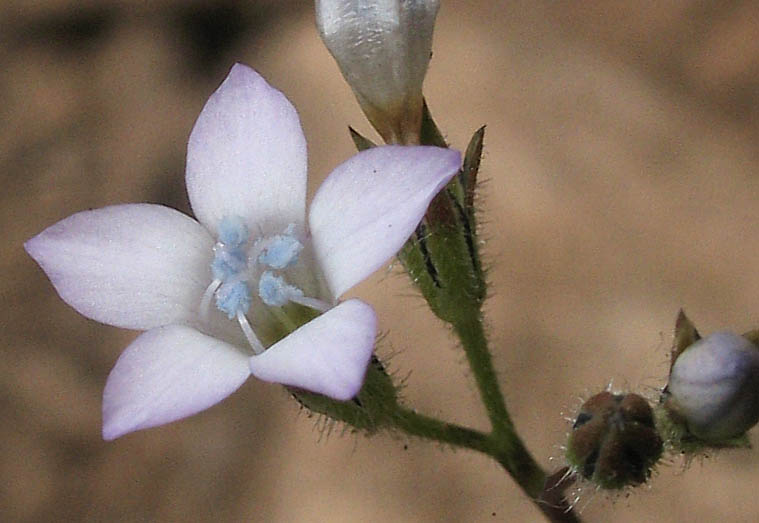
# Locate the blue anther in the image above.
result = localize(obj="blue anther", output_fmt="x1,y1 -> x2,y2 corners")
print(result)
258,270 -> 303,307
218,215 -> 249,248
258,232 -> 303,270
215,281 -> 252,319
211,248 -> 247,281
212,215 -> 251,281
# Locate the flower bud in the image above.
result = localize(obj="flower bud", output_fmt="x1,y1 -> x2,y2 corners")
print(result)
566,391 -> 662,489
315,0 -> 440,144
664,332 -> 759,442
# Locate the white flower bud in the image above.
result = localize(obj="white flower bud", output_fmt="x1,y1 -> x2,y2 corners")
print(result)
315,0 -> 440,144
666,332 -> 759,441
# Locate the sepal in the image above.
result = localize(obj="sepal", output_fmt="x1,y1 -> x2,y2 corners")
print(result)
289,355 -> 400,435
419,99 -> 447,148
459,125 -> 485,213
348,127 -> 376,152
397,122 -> 488,323
346,107 -> 487,325
669,309 -> 701,371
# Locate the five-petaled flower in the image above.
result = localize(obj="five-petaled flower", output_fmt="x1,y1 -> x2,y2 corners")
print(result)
25,64 -> 460,440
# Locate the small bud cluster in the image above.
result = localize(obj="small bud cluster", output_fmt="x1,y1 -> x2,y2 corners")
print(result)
565,311 -> 759,493
315,1 -> 759,512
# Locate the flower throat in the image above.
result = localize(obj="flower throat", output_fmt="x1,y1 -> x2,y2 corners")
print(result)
200,215 -> 329,354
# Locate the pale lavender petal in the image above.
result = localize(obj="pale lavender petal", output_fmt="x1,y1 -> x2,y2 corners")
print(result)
102,325 -> 251,440
309,145 -> 460,298
25,204 -> 213,330
248,299 -> 376,400
186,63 -> 308,236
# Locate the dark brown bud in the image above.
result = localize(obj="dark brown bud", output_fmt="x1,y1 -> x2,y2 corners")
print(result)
566,391 -> 662,489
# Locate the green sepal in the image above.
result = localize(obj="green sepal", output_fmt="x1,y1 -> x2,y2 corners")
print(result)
460,126 -> 485,212
348,126 -> 376,152
288,355 -> 399,435
400,119 -> 488,322
670,309 -> 701,371
654,403 -> 752,455
453,126 -> 487,301
420,98 -> 447,148
443,125 -> 484,218
742,329 -> 759,347
348,104 -> 488,323
399,219 -> 484,323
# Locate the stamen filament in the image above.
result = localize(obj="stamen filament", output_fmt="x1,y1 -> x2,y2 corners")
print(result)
289,295 -> 331,313
237,311 -> 265,355
200,279 -> 221,322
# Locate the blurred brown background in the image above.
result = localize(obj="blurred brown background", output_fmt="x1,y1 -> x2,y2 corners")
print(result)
4,0 -> 759,521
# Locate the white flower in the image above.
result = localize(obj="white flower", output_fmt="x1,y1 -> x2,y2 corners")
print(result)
316,0 -> 440,144
666,332 -> 759,441
25,64 -> 460,440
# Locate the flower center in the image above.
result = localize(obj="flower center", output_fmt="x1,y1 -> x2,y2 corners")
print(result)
200,216 -> 329,355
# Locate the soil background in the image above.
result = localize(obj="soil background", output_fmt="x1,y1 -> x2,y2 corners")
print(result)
3,1 -> 759,521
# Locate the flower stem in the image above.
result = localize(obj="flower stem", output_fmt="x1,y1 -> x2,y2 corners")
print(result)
445,309 -> 580,521
397,103 -> 577,521
452,309 -> 512,438
391,406 -> 581,522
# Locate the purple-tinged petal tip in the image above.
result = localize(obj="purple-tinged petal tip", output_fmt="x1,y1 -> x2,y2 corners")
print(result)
186,63 -> 308,236
309,145 -> 461,298
102,325 -> 251,440
25,204 -> 213,331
